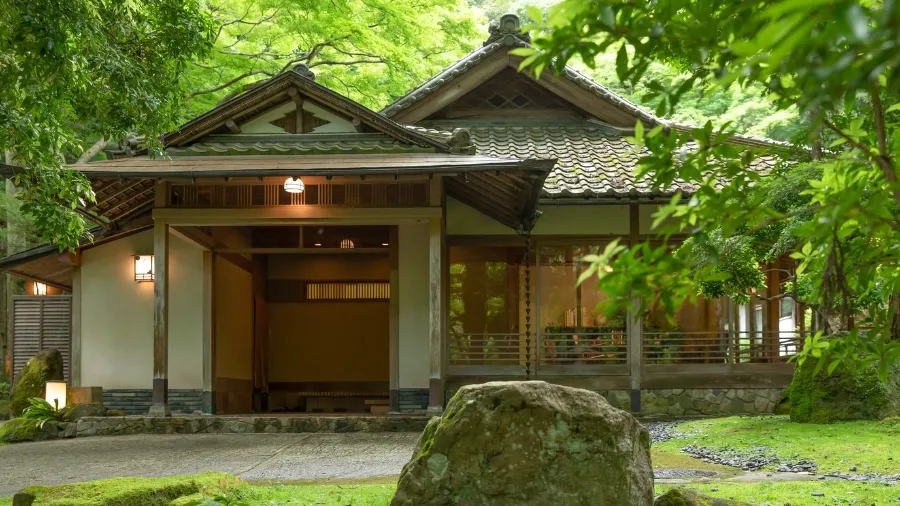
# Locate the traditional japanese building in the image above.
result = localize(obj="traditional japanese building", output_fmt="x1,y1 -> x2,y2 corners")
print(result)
0,15 -> 803,417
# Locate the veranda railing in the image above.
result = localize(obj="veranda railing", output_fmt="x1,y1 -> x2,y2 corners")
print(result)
447,329 -> 807,376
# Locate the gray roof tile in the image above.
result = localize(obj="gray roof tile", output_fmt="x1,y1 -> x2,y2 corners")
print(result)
405,124 -> 777,198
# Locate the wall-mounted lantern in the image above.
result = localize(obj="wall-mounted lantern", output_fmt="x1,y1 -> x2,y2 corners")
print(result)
134,255 -> 155,282
284,177 -> 305,193
34,282 -> 47,296
45,381 -> 67,410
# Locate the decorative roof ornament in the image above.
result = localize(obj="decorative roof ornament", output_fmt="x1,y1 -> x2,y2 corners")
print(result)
484,13 -> 530,46
449,128 -> 476,154
292,64 -> 316,81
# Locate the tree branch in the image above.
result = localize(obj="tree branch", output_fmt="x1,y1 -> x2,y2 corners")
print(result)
308,58 -> 385,68
821,118 -> 871,155
76,138 -> 108,165
188,70 -> 271,98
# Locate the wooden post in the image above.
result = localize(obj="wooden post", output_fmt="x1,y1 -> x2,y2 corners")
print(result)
150,220 -> 171,417
251,255 -> 269,412
765,266 -> 780,361
628,204 -> 642,412
427,215 -> 445,414
71,266 -> 82,386
389,226 -> 400,412
202,250 -> 214,413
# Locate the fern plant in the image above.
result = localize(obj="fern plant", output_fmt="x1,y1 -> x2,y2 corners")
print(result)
21,397 -> 62,428
0,381 -> 9,399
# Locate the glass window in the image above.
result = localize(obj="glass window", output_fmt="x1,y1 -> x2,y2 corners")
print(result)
537,244 -> 626,365
449,246 -> 525,366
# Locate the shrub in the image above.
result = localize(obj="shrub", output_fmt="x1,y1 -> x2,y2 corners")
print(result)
790,358 -> 900,423
22,397 -> 62,427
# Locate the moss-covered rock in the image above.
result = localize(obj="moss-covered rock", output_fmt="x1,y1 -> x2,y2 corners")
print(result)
392,381 -> 653,506
774,386 -> 791,415
15,472 -> 236,506
61,403 -> 107,421
790,358 -> 900,423
10,349 -> 64,416
655,487 -> 751,505
0,418 -> 58,443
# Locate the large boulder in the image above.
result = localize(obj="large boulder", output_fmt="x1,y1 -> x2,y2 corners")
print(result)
391,381 -> 653,506
790,358 -> 900,423
655,488 -> 751,505
9,349 -> 64,416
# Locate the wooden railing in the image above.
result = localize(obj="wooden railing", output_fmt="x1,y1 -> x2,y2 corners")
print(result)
643,330 -> 804,364
448,330 -> 806,376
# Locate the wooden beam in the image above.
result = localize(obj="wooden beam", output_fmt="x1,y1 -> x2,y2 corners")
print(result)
224,119 -> 241,134
153,206 -> 442,226
92,179 -> 147,209
150,220 -> 171,416
390,51 -> 511,124
389,225 -> 400,412
427,215 -> 445,413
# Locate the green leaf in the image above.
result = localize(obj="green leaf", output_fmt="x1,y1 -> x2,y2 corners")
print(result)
525,6 -> 543,23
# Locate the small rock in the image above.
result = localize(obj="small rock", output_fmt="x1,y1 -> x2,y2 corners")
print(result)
849,466 -> 857,471
12,491 -> 35,506
811,492 -> 825,497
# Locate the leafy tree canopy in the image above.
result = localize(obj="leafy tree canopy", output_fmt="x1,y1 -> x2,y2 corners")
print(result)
0,0 -> 215,249
520,0 -> 900,376
182,0 -> 480,118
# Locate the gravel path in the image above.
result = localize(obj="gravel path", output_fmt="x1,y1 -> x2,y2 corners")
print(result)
0,433 -> 418,496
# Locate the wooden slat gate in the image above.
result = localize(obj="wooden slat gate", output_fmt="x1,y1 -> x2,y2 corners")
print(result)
11,295 -> 72,383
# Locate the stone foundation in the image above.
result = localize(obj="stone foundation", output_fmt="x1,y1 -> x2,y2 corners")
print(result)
103,389 -> 207,415
67,415 -> 429,438
397,388 -> 428,412
598,388 -> 782,416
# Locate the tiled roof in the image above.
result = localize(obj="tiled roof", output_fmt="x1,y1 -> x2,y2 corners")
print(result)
406,124 -> 778,198
166,135 -> 430,157
381,35 -> 661,128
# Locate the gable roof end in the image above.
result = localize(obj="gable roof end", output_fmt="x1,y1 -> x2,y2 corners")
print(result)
163,65 -> 450,151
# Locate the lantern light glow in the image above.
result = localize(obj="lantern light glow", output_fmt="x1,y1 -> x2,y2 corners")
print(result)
45,381 -> 67,410
134,255 -> 155,282
284,177 -> 305,193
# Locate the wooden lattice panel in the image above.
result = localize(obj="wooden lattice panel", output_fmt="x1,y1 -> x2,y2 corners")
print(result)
169,182 -> 428,208
11,296 -> 72,383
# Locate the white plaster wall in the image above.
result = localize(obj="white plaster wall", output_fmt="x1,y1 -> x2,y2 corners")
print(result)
445,197 -> 632,236
80,230 -> 204,389
398,223 -> 430,388
533,205 -> 630,235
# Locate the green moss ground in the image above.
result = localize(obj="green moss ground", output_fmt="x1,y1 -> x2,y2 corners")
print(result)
654,416 -> 900,474
2,473 -> 233,506
2,475 -> 900,506
654,482 -> 900,505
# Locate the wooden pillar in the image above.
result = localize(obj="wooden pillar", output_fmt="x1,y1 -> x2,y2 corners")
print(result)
251,255 -> 269,412
201,250 -> 214,413
628,204 -> 642,412
150,220 -> 171,416
71,266 -> 82,386
765,266 -> 780,361
389,226 -> 400,412
427,215 -> 445,413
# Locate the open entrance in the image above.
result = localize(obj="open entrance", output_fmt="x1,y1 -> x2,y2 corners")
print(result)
211,225 -> 391,414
